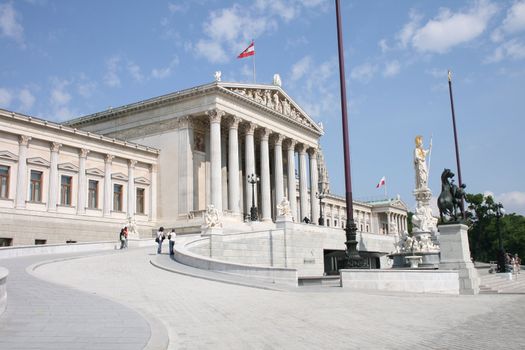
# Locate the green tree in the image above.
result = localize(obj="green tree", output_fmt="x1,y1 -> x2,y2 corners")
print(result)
465,193 -> 525,263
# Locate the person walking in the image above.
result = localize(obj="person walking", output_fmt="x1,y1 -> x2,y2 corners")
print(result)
515,254 -> 522,274
119,228 -> 126,250
156,227 -> 165,254
168,229 -> 176,256
123,226 -> 129,249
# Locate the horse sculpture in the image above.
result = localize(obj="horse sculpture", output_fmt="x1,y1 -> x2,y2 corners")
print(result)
437,168 -> 455,222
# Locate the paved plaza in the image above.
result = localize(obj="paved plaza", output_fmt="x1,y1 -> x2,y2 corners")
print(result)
1,245 -> 525,349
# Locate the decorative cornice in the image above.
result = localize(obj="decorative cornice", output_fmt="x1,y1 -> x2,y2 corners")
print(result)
58,162 -> 79,173
134,176 -> 151,185
0,150 -> 18,162
86,167 -> 104,177
27,157 -> 50,167
111,172 -> 129,181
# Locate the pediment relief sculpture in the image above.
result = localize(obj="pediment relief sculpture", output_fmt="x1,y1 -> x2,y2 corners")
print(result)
225,86 -> 320,132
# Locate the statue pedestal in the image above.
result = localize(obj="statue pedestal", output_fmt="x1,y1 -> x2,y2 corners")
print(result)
405,255 -> 422,268
438,224 -> 480,295
275,215 -> 294,229
201,226 -> 223,236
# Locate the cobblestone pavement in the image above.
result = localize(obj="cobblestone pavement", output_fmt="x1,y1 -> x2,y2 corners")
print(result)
32,247 -> 525,350
0,252 -> 152,350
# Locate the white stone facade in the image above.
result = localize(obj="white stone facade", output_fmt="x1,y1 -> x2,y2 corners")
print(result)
0,81 -> 408,267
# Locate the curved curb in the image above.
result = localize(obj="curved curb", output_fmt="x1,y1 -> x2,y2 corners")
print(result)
27,251 -> 170,350
149,256 -> 287,292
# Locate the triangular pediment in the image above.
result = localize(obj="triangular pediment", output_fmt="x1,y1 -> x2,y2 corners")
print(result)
86,167 -> 104,177
134,176 -> 151,185
0,150 -> 18,162
391,199 -> 408,211
58,162 -> 79,172
220,84 -> 324,135
111,172 -> 128,181
27,157 -> 50,167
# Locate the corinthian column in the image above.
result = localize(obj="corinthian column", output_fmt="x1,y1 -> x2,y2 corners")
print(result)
127,159 -> 137,217
103,154 -> 114,216
244,122 -> 257,215
273,134 -> 285,207
207,109 -> 224,211
260,128 -> 271,221
228,116 -> 241,214
149,164 -> 157,222
48,142 -> 61,212
309,148 -> 319,225
15,135 -> 31,208
286,139 -> 297,221
77,148 -> 89,214
298,144 -> 308,221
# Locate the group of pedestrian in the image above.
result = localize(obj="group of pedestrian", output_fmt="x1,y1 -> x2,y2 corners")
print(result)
156,227 -> 176,255
119,227 -> 128,249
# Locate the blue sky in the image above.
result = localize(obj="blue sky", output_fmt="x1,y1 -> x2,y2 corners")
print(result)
1,0 -> 524,215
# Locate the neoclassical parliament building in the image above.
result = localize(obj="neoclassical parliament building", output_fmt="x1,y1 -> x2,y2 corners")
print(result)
0,78 -> 408,269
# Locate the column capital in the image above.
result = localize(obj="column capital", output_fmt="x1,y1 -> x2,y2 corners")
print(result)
79,148 -> 90,158
297,143 -> 308,154
285,139 -> 297,151
179,115 -> 193,128
206,109 -> 225,123
51,142 -> 62,152
228,115 -> 242,129
105,154 -> 115,164
308,147 -> 318,157
244,121 -> 257,135
272,134 -> 285,146
128,159 -> 137,168
259,128 -> 271,141
19,135 -> 31,146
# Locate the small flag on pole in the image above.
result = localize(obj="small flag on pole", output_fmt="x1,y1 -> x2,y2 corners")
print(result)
376,176 -> 386,188
237,41 -> 255,58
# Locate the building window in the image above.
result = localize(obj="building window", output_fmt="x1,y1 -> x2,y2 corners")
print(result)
30,170 -> 43,202
113,184 -> 123,211
88,180 -> 98,209
0,237 -> 12,246
334,220 -> 338,227
60,175 -> 72,206
136,188 -> 145,214
327,219 -> 330,227
35,239 -> 47,245
0,165 -> 9,198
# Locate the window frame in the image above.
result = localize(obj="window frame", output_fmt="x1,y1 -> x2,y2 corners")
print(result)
60,175 -> 73,206
113,183 -> 123,212
0,164 -> 9,199
29,170 -> 43,202
136,187 -> 145,214
88,179 -> 99,209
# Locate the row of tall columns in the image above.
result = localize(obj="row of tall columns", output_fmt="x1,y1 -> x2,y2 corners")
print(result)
78,149 -> 89,215
206,109 -> 320,223
15,135 -> 30,208
388,212 -> 408,233
47,142 -> 61,212
127,159 -> 136,217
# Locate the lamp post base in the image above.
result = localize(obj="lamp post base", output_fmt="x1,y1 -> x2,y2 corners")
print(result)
344,221 -> 369,269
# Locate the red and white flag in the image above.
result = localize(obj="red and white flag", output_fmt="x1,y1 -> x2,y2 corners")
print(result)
237,41 -> 255,59
376,176 -> 386,188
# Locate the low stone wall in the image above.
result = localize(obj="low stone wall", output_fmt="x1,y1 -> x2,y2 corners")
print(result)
340,269 -> 460,294
0,239 -> 154,260
176,238 -> 298,287
0,266 -> 7,315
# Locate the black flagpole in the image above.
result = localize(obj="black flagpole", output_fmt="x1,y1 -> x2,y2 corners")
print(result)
335,0 -> 366,267
447,70 -> 465,219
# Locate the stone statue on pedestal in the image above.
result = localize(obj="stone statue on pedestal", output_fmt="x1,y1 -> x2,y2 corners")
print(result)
204,204 -> 222,228
414,135 -> 430,190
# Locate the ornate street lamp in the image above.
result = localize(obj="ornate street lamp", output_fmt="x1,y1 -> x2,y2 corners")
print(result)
247,173 -> 260,221
487,203 -> 506,273
316,191 -> 326,226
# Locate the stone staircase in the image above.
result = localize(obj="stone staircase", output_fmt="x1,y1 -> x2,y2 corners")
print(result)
479,273 -> 525,294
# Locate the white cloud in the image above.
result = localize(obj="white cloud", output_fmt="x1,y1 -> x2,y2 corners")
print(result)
151,56 -> 180,79
485,38 -> 525,62
255,0 -> 297,22
0,88 -> 13,107
194,39 -> 228,63
378,38 -> 389,53
383,60 -> 401,77
0,2 -> 24,46
18,88 -> 35,111
501,0 -> 525,34
290,56 -> 312,81
350,63 -> 378,82
168,3 -> 189,13
497,191 -> 525,215
426,68 -> 447,79
399,0 -> 498,54
77,79 -> 96,98
49,79 -> 76,121
104,56 -> 121,87
127,61 -> 144,82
